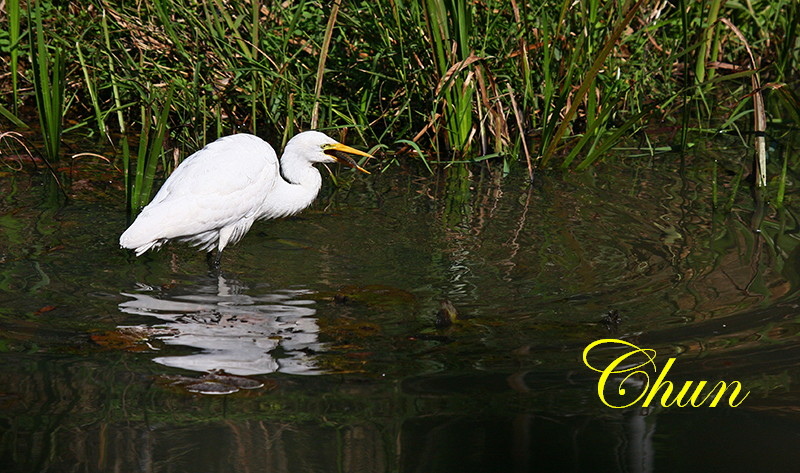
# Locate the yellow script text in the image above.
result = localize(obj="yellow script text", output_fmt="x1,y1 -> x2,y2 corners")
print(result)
582,338 -> 749,408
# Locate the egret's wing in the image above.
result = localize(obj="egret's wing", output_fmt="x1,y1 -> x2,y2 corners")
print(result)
120,134 -> 279,250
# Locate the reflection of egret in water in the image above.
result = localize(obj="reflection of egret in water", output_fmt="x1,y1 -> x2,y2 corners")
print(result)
118,274 -> 325,375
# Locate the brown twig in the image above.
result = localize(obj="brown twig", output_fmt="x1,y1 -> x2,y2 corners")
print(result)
720,18 -> 766,188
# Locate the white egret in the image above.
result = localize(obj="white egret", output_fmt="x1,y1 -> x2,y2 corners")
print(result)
120,131 -> 372,267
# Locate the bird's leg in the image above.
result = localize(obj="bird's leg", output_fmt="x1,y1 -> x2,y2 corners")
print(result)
206,250 -> 222,272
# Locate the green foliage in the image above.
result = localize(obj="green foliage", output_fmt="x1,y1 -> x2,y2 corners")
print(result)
127,86 -> 175,215
3,0 -> 22,114
423,0 -> 476,156
0,0 -> 798,193
28,0 -> 66,163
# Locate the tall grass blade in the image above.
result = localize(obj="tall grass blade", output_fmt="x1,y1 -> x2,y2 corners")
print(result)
423,0 -> 476,155
720,18 -> 766,187
506,83 -> 532,181
574,106 -> 654,171
695,0 -> 722,83
311,0 -> 341,130
128,86 -> 175,214
7,0 -> 21,114
76,43 -> 107,138
540,0 -> 646,166
29,0 -> 66,163
395,139 -> 433,174
0,103 -> 27,129
101,9 -> 133,195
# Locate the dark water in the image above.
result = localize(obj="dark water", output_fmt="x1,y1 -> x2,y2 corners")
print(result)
2,146 -> 800,472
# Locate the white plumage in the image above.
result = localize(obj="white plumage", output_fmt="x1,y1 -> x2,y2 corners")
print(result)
120,131 -> 371,262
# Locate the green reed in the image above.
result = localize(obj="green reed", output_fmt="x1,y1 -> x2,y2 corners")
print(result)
76,43 -> 107,138
0,0 -> 798,204
29,0 -> 66,164
127,86 -> 174,215
695,0 -> 723,85
5,0 -> 21,114
774,0 -> 799,83
423,0 -> 475,156
538,0 -> 647,167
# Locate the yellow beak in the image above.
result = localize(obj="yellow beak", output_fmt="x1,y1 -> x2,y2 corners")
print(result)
324,143 -> 373,174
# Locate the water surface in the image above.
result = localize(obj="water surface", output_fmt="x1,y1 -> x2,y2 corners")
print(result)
2,145 -> 800,472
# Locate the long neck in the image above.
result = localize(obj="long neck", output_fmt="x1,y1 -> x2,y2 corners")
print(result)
259,153 -> 322,219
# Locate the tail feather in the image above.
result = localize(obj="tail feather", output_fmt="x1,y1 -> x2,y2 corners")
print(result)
120,212 -> 222,256
119,221 -> 162,256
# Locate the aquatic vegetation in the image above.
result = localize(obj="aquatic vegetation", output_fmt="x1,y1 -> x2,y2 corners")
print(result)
423,0 -> 477,156
126,86 -> 174,215
3,0 -> 21,115
28,0 -> 65,164
0,0 -> 797,195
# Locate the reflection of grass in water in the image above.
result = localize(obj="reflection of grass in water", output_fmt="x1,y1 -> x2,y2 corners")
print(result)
0,164 -> 800,459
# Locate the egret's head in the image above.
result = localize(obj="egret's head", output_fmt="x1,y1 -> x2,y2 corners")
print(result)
287,131 -> 372,174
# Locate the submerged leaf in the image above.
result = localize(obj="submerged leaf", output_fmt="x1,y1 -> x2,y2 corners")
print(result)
34,305 -> 57,315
